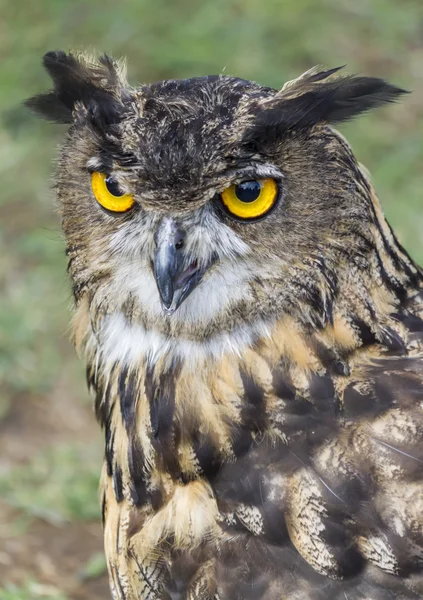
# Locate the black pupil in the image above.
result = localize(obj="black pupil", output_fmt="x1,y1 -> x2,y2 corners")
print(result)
105,176 -> 124,197
235,180 -> 261,203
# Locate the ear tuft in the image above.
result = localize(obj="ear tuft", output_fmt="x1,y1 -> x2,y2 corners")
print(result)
280,65 -> 346,92
244,68 -> 408,147
25,90 -> 73,124
25,50 -> 129,127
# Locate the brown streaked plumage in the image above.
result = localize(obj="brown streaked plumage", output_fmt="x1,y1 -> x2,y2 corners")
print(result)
28,50 -> 423,599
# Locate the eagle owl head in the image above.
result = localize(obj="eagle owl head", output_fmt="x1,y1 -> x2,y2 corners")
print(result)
27,51 -> 417,366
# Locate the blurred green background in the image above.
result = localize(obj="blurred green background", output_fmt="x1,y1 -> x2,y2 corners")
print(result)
0,0 -> 422,598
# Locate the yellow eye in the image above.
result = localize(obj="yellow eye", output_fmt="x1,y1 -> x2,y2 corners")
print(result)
219,178 -> 279,221
91,172 -> 135,213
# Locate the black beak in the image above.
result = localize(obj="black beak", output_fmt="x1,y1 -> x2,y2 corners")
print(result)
152,217 -> 210,313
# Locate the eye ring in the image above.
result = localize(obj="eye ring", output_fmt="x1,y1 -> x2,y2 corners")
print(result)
91,172 -> 135,213
218,178 -> 280,222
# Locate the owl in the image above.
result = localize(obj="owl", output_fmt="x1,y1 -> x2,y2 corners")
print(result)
27,51 -> 423,599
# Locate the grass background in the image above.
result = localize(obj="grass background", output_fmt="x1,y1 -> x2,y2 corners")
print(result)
1,0 -> 422,597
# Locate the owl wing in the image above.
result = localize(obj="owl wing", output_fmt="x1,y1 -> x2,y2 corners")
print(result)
209,303 -> 423,598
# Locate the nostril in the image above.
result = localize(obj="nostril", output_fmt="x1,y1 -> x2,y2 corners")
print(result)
154,218 -> 186,250
174,230 -> 185,251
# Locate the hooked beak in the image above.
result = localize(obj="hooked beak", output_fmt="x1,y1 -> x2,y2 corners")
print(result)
152,217 -> 212,314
